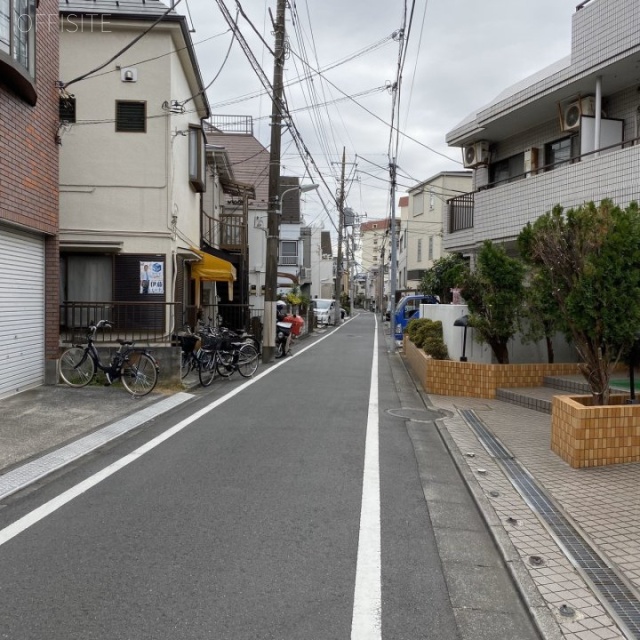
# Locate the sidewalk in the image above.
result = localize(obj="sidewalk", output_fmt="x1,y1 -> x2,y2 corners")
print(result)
421,385 -> 640,640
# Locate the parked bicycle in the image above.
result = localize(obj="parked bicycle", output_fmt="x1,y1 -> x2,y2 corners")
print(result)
198,326 -> 260,387
59,320 -> 159,397
175,324 -> 202,380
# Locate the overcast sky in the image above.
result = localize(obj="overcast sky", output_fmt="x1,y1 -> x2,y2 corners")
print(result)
183,0 -> 579,230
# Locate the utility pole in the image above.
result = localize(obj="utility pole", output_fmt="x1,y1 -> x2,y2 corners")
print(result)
333,147 -> 346,325
262,0 -> 286,363
389,159 -> 398,353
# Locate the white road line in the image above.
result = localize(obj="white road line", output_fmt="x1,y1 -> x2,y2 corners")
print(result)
351,316 -> 382,639
0,321 -> 346,548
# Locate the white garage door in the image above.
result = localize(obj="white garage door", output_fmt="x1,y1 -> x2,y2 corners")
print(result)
0,227 -> 45,397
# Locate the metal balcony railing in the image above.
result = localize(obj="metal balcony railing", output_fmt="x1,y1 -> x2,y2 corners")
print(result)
447,192 -> 474,233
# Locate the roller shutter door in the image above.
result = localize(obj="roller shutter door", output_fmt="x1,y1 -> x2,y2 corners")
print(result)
0,227 -> 45,397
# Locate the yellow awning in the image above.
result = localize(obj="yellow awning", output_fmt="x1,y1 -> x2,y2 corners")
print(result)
190,248 -> 236,282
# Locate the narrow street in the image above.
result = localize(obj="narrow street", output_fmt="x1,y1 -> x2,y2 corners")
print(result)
0,312 -> 539,639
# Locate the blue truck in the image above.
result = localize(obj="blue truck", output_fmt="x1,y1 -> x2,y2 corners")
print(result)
392,294 -> 439,341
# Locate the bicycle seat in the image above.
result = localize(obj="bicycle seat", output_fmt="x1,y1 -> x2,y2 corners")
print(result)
117,339 -> 134,346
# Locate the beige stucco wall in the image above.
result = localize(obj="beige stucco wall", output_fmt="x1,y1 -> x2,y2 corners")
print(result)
59,21 -> 204,270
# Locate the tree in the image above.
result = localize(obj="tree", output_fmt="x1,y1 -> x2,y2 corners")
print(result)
518,200 -> 640,404
419,253 -> 468,303
519,269 -> 562,364
461,241 -> 525,364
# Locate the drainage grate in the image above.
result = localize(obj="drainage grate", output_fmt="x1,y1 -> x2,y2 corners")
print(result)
461,408 -> 640,639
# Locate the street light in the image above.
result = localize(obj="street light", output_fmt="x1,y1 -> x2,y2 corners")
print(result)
263,183 -> 319,362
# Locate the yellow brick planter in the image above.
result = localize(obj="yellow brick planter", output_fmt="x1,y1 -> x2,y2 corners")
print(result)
551,395 -> 640,468
403,338 -> 581,399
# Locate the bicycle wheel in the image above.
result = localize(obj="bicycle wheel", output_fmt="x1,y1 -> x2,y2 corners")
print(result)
121,352 -> 158,397
59,347 -> 95,387
236,344 -> 259,378
216,350 -> 235,378
181,351 -> 196,379
198,350 -> 217,387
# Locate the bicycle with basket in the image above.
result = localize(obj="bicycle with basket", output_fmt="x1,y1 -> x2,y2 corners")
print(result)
59,320 -> 159,397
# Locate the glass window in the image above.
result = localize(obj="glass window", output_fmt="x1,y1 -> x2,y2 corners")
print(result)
545,136 -> 576,170
279,240 -> 298,265
0,0 -> 35,75
413,192 -> 424,216
489,153 -> 525,185
417,238 -> 422,262
428,236 -> 433,261
188,125 -> 205,192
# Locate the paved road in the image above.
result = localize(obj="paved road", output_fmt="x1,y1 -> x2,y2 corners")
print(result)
0,312 -> 540,639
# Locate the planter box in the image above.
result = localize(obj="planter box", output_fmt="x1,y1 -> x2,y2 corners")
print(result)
551,394 -> 640,468
403,338 -> 580,399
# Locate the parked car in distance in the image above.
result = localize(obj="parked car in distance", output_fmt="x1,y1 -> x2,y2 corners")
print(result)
313,298 -> 336,326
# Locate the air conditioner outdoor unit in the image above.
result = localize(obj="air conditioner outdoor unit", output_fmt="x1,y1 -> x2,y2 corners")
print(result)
462,141 -> 490,168
561,96 -> 597,131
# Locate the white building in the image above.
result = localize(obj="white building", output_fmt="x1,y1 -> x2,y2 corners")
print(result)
445,0 -> 640,259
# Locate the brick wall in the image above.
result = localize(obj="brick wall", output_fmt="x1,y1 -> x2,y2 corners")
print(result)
0,0 -> 60,376
551,394 -> 640,468
404,338 -> 581,399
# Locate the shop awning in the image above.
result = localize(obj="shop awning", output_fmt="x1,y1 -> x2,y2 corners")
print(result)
190,248 -> 236,282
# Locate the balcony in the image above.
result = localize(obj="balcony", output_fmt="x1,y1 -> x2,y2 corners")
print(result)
445,141 -> 640,253
278,255 -> 299,267
202,212 -> 246,253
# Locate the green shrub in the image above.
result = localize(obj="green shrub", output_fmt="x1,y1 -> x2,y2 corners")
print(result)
423,336 -> 449,360
405,319 -> 449,359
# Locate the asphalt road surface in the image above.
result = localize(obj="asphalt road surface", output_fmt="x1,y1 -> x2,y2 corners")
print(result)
0,312 -> 540,639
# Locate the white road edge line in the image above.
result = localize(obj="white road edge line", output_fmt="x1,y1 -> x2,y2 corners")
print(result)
351,315 -> 382,639
0,320 -> 345,548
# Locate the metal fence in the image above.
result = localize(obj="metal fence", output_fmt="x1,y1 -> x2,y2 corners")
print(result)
59,301 -> 317,345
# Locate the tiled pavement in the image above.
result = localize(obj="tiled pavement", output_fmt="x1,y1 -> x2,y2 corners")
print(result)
427,392 -> 640,640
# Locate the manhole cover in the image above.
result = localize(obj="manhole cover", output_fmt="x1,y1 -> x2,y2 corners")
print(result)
387,408 -> 442,423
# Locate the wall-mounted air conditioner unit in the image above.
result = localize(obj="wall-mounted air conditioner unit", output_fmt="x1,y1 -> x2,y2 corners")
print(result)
462,141 -> 490,168
561,96 -> 598,131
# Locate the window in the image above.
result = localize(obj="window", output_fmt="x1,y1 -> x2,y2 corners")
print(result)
428,236 -> 434,261
59,96 -> 76,123
115,100 -> 146,132
189,125 -> 205,192
413,192 -> 424,216
429,190 -> 435,210
545,136 -> 577,170
489,153 -> 525,185
0,0 -> 36,103
417,238 -> 423,263
279,240 -> 298,266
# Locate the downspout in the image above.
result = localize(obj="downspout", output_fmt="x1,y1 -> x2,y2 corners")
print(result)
594,76 -> 602,158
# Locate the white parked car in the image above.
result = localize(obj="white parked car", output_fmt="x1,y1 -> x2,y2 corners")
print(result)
313,298 -> 336,326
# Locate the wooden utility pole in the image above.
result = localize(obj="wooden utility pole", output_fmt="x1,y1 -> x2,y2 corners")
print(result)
262,0 -> 286,362
333,147 -> 346,325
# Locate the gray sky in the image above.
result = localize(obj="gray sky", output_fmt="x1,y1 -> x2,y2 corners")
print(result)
184,0 -> 578,230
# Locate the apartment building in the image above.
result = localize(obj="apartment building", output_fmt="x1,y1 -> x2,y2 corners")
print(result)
445,0 -> 640,258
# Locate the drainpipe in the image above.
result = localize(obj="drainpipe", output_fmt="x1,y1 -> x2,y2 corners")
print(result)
594,76 -> 602,157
